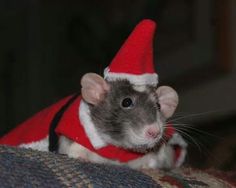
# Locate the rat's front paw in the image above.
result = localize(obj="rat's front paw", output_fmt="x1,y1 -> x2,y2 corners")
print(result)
67,142 -> 90,160
140,157 -> 159,169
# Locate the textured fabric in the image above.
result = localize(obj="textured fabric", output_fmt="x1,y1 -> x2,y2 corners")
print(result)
142,168 -> 236,188
0,146 -> 158,188
0,146 -> 235,188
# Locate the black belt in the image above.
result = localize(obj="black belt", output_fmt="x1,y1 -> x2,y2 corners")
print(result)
48,93 -> 79,152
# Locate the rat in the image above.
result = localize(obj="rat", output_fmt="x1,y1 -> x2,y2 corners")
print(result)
0,72 -> 186,169
0,19 -> 187,169
57,73 -> 186,169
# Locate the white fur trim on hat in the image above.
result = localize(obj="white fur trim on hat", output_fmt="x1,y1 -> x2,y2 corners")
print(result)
104,67 -> 158,86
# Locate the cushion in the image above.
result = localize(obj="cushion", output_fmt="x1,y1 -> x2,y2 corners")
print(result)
0,146 -> 235,187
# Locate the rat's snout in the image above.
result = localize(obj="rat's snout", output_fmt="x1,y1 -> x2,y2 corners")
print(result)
145,126 -> 160,139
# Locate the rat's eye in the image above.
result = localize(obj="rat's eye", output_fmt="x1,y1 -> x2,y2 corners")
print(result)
156,102 -> 161,110
121,98 -> 134,108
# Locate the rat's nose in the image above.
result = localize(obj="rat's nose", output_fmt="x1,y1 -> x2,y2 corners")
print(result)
146,127 -> 160,139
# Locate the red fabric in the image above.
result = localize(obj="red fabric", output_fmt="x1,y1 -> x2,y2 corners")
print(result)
165,125 -> 176,140
108,19 -> 157,75
55,96 -> 145,162
173,145 -> 182,164
0,94 -> 182,163
0,96 -> 73,146
0,95 -> 144,162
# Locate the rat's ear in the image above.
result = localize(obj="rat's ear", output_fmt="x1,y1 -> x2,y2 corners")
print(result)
156,86 -> 179,118
81,73 -> 110,105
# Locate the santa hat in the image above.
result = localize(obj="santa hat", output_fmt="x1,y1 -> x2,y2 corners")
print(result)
104,19 -> 158,87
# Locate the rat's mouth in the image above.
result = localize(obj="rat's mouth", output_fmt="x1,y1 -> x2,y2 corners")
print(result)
122,126 -> 164,153
129,142 -> 162,153
129,146 -> 150,153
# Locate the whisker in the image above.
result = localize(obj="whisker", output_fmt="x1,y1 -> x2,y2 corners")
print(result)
168,110 -> 225,122
170,123 -> 222,139
160,135 -> 168,145
174,128 -> 203,152
172,126 -> 223,164
164,113 -> 225,166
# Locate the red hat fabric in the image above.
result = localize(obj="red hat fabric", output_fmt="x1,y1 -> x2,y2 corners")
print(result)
104,19 -> 158,86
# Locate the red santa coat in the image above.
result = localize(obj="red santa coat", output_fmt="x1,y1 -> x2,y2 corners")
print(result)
0,94 -> 185,164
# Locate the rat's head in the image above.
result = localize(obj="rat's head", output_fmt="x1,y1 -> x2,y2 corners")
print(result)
81,73 -> 178,151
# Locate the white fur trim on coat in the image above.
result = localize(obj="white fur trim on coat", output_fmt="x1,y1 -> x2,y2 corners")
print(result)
19,136 -> 49,152
169,133 -> 188,167
79,100 -> 107,149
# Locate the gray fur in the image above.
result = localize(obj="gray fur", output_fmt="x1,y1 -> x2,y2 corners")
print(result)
89,79 -> 165,150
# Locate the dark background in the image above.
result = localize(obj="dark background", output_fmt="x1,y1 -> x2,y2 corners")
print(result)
0,0 -> 236,170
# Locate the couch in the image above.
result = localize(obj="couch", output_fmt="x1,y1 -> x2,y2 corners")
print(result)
0,146 -> 235,188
